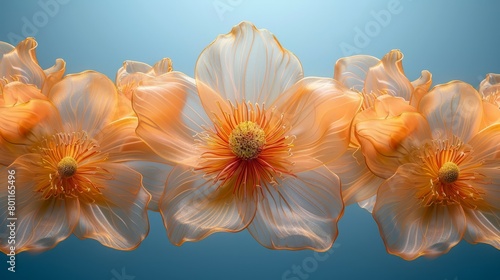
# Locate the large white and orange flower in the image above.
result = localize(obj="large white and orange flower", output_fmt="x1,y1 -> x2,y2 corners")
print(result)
355,81 -> 500,259
0,71 -> 154,253
329,50 -> 432,211
132,22 -> 362,251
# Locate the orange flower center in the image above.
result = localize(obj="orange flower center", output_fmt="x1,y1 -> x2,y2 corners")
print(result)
438,162 -> 459,184
31,131 -> 110,200
415,138 -> 485,208
228,121 -> 266,160
196,101 -> 294,198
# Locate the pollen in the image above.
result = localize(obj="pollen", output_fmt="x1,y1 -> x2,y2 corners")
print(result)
228,121 -> 266,160
438,161 -> 460,184
57,156 -> 78,178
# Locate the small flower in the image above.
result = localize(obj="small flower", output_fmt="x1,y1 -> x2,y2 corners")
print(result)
0,71 -> 153,253
329,50 -> 432,211
356,81 -> 500,259
133,22 -> 361,251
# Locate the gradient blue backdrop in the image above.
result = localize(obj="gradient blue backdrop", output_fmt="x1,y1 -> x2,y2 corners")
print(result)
1,1 -> 499,279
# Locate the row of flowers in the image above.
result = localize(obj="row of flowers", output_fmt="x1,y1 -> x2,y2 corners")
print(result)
1,22 -> 499,260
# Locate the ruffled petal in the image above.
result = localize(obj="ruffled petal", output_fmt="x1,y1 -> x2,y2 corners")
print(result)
333,54 -> 379,91
125,161 -> 172,211
0,38 -> 46,88
409,70 -> 432,108
464,209 -> 500,249
48,71 -> 118,137
1,81 -> 47,106
274,77 -> 362,171
364,50 -> 413,101
373,163 -> 466,260
355,112 -> 432,178
161,166 -> 257,245
419,81 -> 483,142
73,164 -> 150,250
247,165 -> 343,251
133,72 -> 210,166
0,155 -> 78,253
41,58 -> 65,96
195,21 -> 303,105
479,73 -> 500,107
328,147 -> 384,206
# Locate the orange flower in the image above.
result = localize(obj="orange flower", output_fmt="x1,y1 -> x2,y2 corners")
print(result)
356,81 -> 500,259
0,38 -> 65,142
0,71 -> 153,253
329,50 -> 432,211
133,22 -> 361,251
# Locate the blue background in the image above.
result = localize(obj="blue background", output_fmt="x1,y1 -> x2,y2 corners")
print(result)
1,1 -> 499,279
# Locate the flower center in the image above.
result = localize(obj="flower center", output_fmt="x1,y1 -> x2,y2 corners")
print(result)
438,161 -> 459,184
228,121 -> 266,160
57,156 -> 78,178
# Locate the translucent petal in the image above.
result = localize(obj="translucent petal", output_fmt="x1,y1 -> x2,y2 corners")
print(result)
333,54 -> 379,91
409,70 -> 432,108
419,81 -> 483,142
161,166 -> 257,245
355,112 -> 432,178
48,71 -> 118,137
0,155 -> 78,253
195,21 -> 303,105
274,77 -> 362,171
373,163 -> 466,260
0,38 -> 46,88
464,209 -> 500,249
247,165 -> 343,251
73,164 -> 150,250
133,72 -> 210,166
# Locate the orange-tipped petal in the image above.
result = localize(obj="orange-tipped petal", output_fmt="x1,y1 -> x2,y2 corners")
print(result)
195,21 -> 303,105
356,112 -> 432,178
409,70 -> 432,108
333,54 -> 379,91
0,156 -> 79,253
133,72 -> 210,166
274,77 -> 362,171
73,163 -> 150,250
1,81 -> 47,106
373,163 -> 466,260
161,166 -> 257,246
41,58 -> 66,96
0,38 -> 46,88
247,165 -> 343,251
328,147 -> 384,207
419,81 -> 483,142
48,71 -> 118,137
364,50 -> 413,101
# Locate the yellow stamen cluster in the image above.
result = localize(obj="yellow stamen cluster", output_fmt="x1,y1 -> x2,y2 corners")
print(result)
438,162 -> 459,184
228,121 -> 266,160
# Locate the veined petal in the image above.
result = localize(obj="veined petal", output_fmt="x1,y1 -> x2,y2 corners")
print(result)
419,81 -> 483,143
125,161 -> 172,211
355,112 -> 432,178
247,165 -> 343,251
1,81 -> 47,106
161,166 -> 257,245
41,58 -> 65,96
0,155 -> 79,253
479,73 -> 500,107
0,38 -> 46,88
274,77 -> 362,171
466,124 -> 500,165
409,70 -> 432,108
0,41 -> 14,55
195,21 -> 303,105
481,101 -> 500,128
464,209 -> 500,249
133,72 -> 210,166
364,50 -> 413,101
48,71 -> 118,137
373,163 -> 466,260
328,147 -> 384,206
73,164 -> 150,250
333,54 -> 379,91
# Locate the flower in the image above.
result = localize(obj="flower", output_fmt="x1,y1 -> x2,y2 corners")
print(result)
132,22 -> 361,251
355,81 -> 500,259
329,50 -> 432,211
0,71 -> 153,253
479,73 -> 500,107
0,38 -> 65,142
